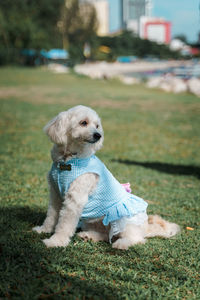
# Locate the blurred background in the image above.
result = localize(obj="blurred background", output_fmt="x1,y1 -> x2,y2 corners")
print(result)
0,0 -> 199,64
1,0 -> 200,94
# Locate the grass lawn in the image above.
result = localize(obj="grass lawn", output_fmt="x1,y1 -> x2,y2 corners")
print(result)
0,67 -> 199,299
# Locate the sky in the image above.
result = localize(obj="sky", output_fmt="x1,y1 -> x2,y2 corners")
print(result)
108,0 -> 200,43
153,0 -> 200,42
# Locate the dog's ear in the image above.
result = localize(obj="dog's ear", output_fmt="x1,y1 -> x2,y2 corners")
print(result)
43,112 -> 69,145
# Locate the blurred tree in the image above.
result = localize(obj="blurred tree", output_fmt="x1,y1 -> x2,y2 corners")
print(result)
0,0 -> 179,65
0,0 -> 64,49
0,0 -> 64,64
174,34 -> 188,44
0,0 -> 98,64
97,31 -> 180,61
60,0 -> 98,63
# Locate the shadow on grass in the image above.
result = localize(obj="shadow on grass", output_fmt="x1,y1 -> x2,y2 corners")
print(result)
112,159 -> 200,179
0,206 -> 195,298
0,206 -> 119,299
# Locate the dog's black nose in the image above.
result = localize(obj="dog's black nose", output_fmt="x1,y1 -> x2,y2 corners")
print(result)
93,132 -> 101,141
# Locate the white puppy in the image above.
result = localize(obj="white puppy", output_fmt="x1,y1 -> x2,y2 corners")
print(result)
33,105 -> 180,250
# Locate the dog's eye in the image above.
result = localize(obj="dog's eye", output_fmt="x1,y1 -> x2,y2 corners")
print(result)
96,124 -> 99,129
80,120 -> 88,127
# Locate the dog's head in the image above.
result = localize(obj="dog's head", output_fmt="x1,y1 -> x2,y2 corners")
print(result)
44,105 -> 104,155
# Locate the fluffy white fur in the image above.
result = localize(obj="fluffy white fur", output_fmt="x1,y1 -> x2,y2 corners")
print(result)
33,105 -> 180,250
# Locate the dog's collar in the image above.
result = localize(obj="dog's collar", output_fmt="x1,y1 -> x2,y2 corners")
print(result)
62,151 -> 77,160
57,154 -> 94,165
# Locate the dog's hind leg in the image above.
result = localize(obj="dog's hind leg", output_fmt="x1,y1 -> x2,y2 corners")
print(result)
145,215 -> 180,238
112,224 -> 146,250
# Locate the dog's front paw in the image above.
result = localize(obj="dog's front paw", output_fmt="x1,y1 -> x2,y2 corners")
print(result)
32,226 -> 52,234
42,234 -> 70,248
77,231 -> 107,242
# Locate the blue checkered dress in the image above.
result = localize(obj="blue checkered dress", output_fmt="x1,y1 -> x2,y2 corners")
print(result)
49,155 -> 148,229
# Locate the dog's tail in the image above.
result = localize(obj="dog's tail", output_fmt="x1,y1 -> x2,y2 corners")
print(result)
145,215 -> 180,238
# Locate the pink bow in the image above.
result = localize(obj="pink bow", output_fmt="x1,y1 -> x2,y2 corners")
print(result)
121,183 -> 132,193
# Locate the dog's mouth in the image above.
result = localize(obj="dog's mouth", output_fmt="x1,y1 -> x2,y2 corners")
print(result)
84,139 -> 99,144
84,132 -> 102,144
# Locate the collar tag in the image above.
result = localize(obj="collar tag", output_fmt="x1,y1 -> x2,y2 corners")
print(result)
59,163 -> 71,171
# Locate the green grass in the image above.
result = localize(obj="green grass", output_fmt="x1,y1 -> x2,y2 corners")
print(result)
0,67 -> 199,299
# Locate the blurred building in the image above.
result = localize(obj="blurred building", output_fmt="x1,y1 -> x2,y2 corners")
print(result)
81,0 -> 109,36
140,17 -> 171,44
81,0 -> 171,44
170,39 -> 199,56
92,0 -> 109,36
83,0 -> 152,35
122,0 -> 152,34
